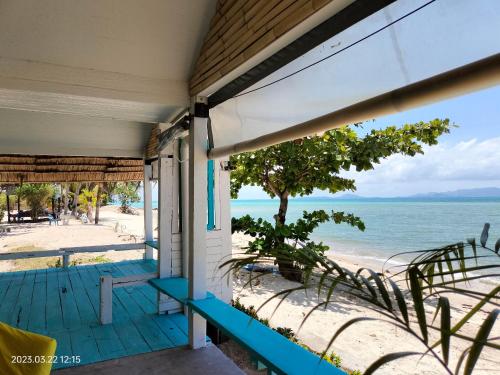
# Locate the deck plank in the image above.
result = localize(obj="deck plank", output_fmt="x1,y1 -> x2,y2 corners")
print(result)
11,270 -> 36,329
57,269 -> 82,330
0,271 -> 25,324
46,269 -> 65,332
91,324 -> 127,361
27,269 -> 47,334
69,327 -> 102,366
52,331 -> 73,369
152,314 -> 188,347
67,268 -> 98,325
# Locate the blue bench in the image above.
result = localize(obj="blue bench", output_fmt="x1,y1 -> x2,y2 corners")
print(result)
149,277 -> 345,375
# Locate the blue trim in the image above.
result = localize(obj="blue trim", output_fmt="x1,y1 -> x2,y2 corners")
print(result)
207,159 -> 215,230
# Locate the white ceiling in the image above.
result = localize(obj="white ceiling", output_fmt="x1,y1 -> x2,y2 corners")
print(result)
0,0 -> 216,157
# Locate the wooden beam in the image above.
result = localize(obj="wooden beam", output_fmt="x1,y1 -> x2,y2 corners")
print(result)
158,152 -> 175,313
188,99 -> 209,349
99,276 -> 113,325
144,163 -> 154,260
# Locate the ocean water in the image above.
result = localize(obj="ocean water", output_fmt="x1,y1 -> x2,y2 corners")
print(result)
231,198 -> 500,266
131,197 -> 500,266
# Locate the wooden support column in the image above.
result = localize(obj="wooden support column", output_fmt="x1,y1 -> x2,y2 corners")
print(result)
172,141 -> 180,234
6,193 -> 11,223
188,97 -> 209,349
181,137 -> 190,280
158,151 -> 174,314
218,160 -> 233,303
143,163 -> 154,260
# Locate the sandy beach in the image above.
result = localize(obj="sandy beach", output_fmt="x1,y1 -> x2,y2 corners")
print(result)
231,233 -> 499,375
0,207 -> 498,374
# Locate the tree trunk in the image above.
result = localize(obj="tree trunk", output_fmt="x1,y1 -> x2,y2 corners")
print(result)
274,193 -> 303,282
95,184 -> 101,224
72,183 -> 81,217
6,193 -> 10,223
275,193 -> 289,226
63,183 -> 69,215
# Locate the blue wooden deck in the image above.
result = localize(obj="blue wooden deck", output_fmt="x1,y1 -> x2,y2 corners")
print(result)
0,260 -> 189,370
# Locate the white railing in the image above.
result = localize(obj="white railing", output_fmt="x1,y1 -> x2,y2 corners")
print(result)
0,243 -> 146,268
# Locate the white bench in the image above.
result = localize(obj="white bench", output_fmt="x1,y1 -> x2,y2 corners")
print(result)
99,272 -> 157,324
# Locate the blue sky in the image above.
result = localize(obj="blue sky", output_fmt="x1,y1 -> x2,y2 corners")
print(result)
238,85 -> 500,199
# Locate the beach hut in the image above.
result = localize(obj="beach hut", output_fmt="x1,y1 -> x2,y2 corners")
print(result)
0,0 -> 499,373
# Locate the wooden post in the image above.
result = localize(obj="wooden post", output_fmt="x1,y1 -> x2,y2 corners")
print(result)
144,163 -> 154,259
188,97 -> 208,349
181,137 -> 190,281
62,254 -> 70,268
158,146 -> 174,313
172,141 -> 180,233
100,276 -> 113,325
218,160 -> 233,303
95,183 -> 101,224
6,193 -> 11,223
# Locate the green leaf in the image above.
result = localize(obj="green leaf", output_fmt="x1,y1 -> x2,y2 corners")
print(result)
443,252 -> 456,285
480,223 -> 490,247
364,352 -> 420,375
409,267 -> 428,343
467,238 -> 477,261
464,309 -> 499,375
388,279 -> 409,326
367,270 -> 392,311
439,297 -> 451,365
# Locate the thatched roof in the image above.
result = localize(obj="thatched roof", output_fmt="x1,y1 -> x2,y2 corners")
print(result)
0,155 -> 143,183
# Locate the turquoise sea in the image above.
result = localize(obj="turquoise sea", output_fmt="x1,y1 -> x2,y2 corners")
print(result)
231,198 -> 500,266
132,197 -> 500,266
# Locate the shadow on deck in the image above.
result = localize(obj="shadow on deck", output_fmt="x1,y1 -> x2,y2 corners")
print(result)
0,260 -> 190,370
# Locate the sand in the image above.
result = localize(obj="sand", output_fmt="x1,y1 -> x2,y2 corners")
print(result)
0,206 -> 158,271
0,208 -> 498,374
232,232 -> 499,374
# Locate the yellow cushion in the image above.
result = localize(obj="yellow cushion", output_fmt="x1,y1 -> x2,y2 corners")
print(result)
0,322 -> 57,375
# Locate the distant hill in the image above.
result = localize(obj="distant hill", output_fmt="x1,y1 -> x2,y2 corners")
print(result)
409,187 -> 500,198
289,188 -> 500,201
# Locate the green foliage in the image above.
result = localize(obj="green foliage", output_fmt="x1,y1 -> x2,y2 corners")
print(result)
16,184 -> 54,221
232,210 -> 363,281
224,224 -> 499,374
230,120 -> 451,201
113,182 -> 140,213
323,352 -> 342,368
79,187 -> 98,208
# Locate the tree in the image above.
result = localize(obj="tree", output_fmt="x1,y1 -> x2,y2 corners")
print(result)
16,184 -> 54,221
113,182 -> 140,214
231,119 -> 451,280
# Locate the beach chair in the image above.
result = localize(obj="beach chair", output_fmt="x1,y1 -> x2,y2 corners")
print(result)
47,214 -> 60,226
79,213 -> 88,224
60,214 -> 70,225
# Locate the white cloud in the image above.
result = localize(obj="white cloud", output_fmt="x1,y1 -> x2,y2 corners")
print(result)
340,137 -> 500,196
236,137 -> 500,199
